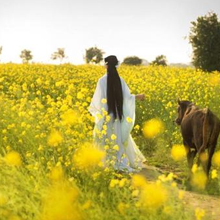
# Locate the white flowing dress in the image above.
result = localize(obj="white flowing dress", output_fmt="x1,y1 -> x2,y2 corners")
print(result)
89,74 -> 146,172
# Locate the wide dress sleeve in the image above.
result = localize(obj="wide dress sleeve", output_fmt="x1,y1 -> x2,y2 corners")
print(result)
121,78 -> 136,144
88,78 -> 107,132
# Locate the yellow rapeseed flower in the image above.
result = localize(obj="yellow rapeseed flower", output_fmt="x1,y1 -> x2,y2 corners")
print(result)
0,193 -> 8,206
101,130 -> 107,135
77,92 -> 84,99
49,166 -> 64,181
102,125 -> 107,130
211,169 -> 218,179
191,164 -> 198,173
101,108 -> 108,116
134,125 -> 140,130
47,130 -> 63,147
41,181 -> 81,220
212,151 -> 220,167
111,134 -> 117,140
5,151 -> 22,166
101,98 -> 107,104
142,118 -> 164,138
109,179 -> 119,188
106,115 -> 111,122
61,109 -> 79,125
36,78 -> 42,85
2,129 -> 7,134
191,170 -> 207,190
126,117 -> 133,123
132,174 -> 147,188
104,145 -> 109,150
209,74 -> 220,86
113,145 -> 119,151
81,200 -> 92,210
96,113 -> 103,120
158,173 -> 175,182
22,83 -> 27,91
171,144 -> 187,161
0,77 -> 4,82
171,182 -> 177,187
195,208 -> 205,220
38,145 -> 43,151
178,190 -> 184,200
60,104 -> 68,112
117,202 -> 129,215
8,215 -> 22,220
72,143 -> 105,170
119,178 -> 127,187
140,182 -> 168,210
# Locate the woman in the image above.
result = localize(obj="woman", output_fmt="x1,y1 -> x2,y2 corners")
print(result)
89,55 -> 146,172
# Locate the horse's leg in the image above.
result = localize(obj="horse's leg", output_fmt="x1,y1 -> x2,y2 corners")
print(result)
187,148 -> 197,170
194,134 -> 205,167
207,134 -> 219,176
206,144 -> 215,176
184,140 -> 197,170
207,124 -> 220,176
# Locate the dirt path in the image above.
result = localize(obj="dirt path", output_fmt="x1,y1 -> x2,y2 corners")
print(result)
139,165 -> 220,220
183,190 -> 220,219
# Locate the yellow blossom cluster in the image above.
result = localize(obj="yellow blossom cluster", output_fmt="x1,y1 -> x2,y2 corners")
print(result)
4,151 -> 22,166
41,181 -> 81,220
131,174 -> 168,211
171,144 -> 187,161
72,142 -> 106,170
191,168 -> 208,190
142,118 -> 164,138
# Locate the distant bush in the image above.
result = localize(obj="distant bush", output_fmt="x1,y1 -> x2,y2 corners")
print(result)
150,55 -> 167,66
122,56 -> 142,65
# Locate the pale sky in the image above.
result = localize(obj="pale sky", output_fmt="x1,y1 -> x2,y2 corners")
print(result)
0,0 -> 220,64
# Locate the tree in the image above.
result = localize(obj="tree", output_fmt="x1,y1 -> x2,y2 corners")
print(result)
150,55 -> 167,66
0,46 -> 2,62
85,47 -> 104,64
189,12 -> 220,72
122,56 -> 142,65
51,48 -> 66,63
20,49 -> 33,63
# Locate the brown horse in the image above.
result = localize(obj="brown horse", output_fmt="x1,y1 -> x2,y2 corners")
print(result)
175,99 -> 220,176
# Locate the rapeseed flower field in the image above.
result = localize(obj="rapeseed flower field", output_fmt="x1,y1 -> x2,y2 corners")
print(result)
0,63 -> 220,220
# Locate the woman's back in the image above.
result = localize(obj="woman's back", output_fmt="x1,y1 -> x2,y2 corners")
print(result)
89,55 -> 146,172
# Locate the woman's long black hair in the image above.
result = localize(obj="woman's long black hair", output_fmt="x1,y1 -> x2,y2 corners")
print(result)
104,55 -> 123,121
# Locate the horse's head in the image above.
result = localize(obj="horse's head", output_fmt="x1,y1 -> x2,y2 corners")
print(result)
175,99 -> 193,125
